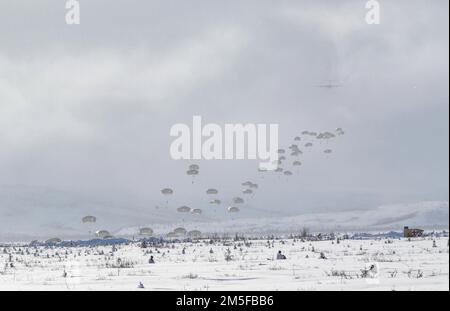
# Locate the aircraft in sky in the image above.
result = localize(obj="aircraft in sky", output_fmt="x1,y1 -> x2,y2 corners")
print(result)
315,80 -> 343,89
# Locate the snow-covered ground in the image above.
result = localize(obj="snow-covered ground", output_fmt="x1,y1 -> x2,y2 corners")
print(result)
0,236 -> 448,291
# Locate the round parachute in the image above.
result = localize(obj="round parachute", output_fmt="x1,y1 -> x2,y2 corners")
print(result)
139,227 -> 154,236
206,188 -> 219,195
233,197 -> 245,204
174,227 -> 187,235
188,230 -> 202,238
82,215 -> 96,223
161,188 -> 174,195
191,208 -> 202,215
95,230 -> 111,238
177,206 -> 191,213
228,206 -> 240,213
186,169 -> 199,176
189,164 -> 200,171
249,183 -> 258,189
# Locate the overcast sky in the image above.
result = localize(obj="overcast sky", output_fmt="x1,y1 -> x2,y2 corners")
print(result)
0,0 -> 448,234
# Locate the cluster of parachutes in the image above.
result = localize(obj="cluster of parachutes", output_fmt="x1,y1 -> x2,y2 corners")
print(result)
259,127 -> 346,178
73,127 -> 345,241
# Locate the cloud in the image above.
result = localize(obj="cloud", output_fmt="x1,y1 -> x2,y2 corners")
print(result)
0,1 -> 448,236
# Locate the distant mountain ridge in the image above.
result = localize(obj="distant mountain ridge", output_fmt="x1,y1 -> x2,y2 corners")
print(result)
0,185 -> 448,240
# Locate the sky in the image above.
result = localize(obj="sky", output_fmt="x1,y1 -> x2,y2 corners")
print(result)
0,0 -> 448,237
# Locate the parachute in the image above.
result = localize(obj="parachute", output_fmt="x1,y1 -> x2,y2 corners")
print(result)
95,230 -> 111,238
284,170 -> 293,176
187,169 -> 199,175
233,197 -> 244,204
166,231 -> 177,238
336,128 -> 345,135
228,206 -> 240,213
187,168 -> 199,184
209,199 -> 221,205
161,188 -> 174,195
173,227 -> 187,236
317,132 -> 336,140
177,206 -> 191,213
206,188 -> 219,195
249,183 -> 258,189
294,136 -> 301,141
324,149 -> 333,154
139,227 -> 153,236
293,161 -> 302,166
189,164 -> 200,171
190,208 -> 202,215
242,189 -> 253,195
82,216 -> 96,223
187,230 -> 202,238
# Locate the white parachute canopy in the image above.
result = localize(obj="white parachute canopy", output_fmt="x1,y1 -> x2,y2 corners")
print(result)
174,227 -> 187,236
82,215 -> 96,223
186,169 -> 199,176
161,188 -> 174,195
233,197 -> 245,204
249,183 -> 258,189
209,199 -> 221,205
206,188 -> 219,195
166,231 -> 177,238
336,128 -> 345,135
242,189 -> 253,195
95,230 -> 111,238
228,206 -> 240,213
189,164 -> 200,171
177,206 -> 191,213
139,227 -> 154,236
188,230 -> 202,238
190,208 -> 202,215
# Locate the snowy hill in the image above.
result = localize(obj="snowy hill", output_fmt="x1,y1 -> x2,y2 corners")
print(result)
0,185 -> 448,240
117,201 -> 449,236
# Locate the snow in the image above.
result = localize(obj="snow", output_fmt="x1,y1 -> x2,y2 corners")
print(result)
0,236 -> 448,291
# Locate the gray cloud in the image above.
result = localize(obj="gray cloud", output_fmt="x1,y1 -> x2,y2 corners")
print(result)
0,0 -> 448,238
